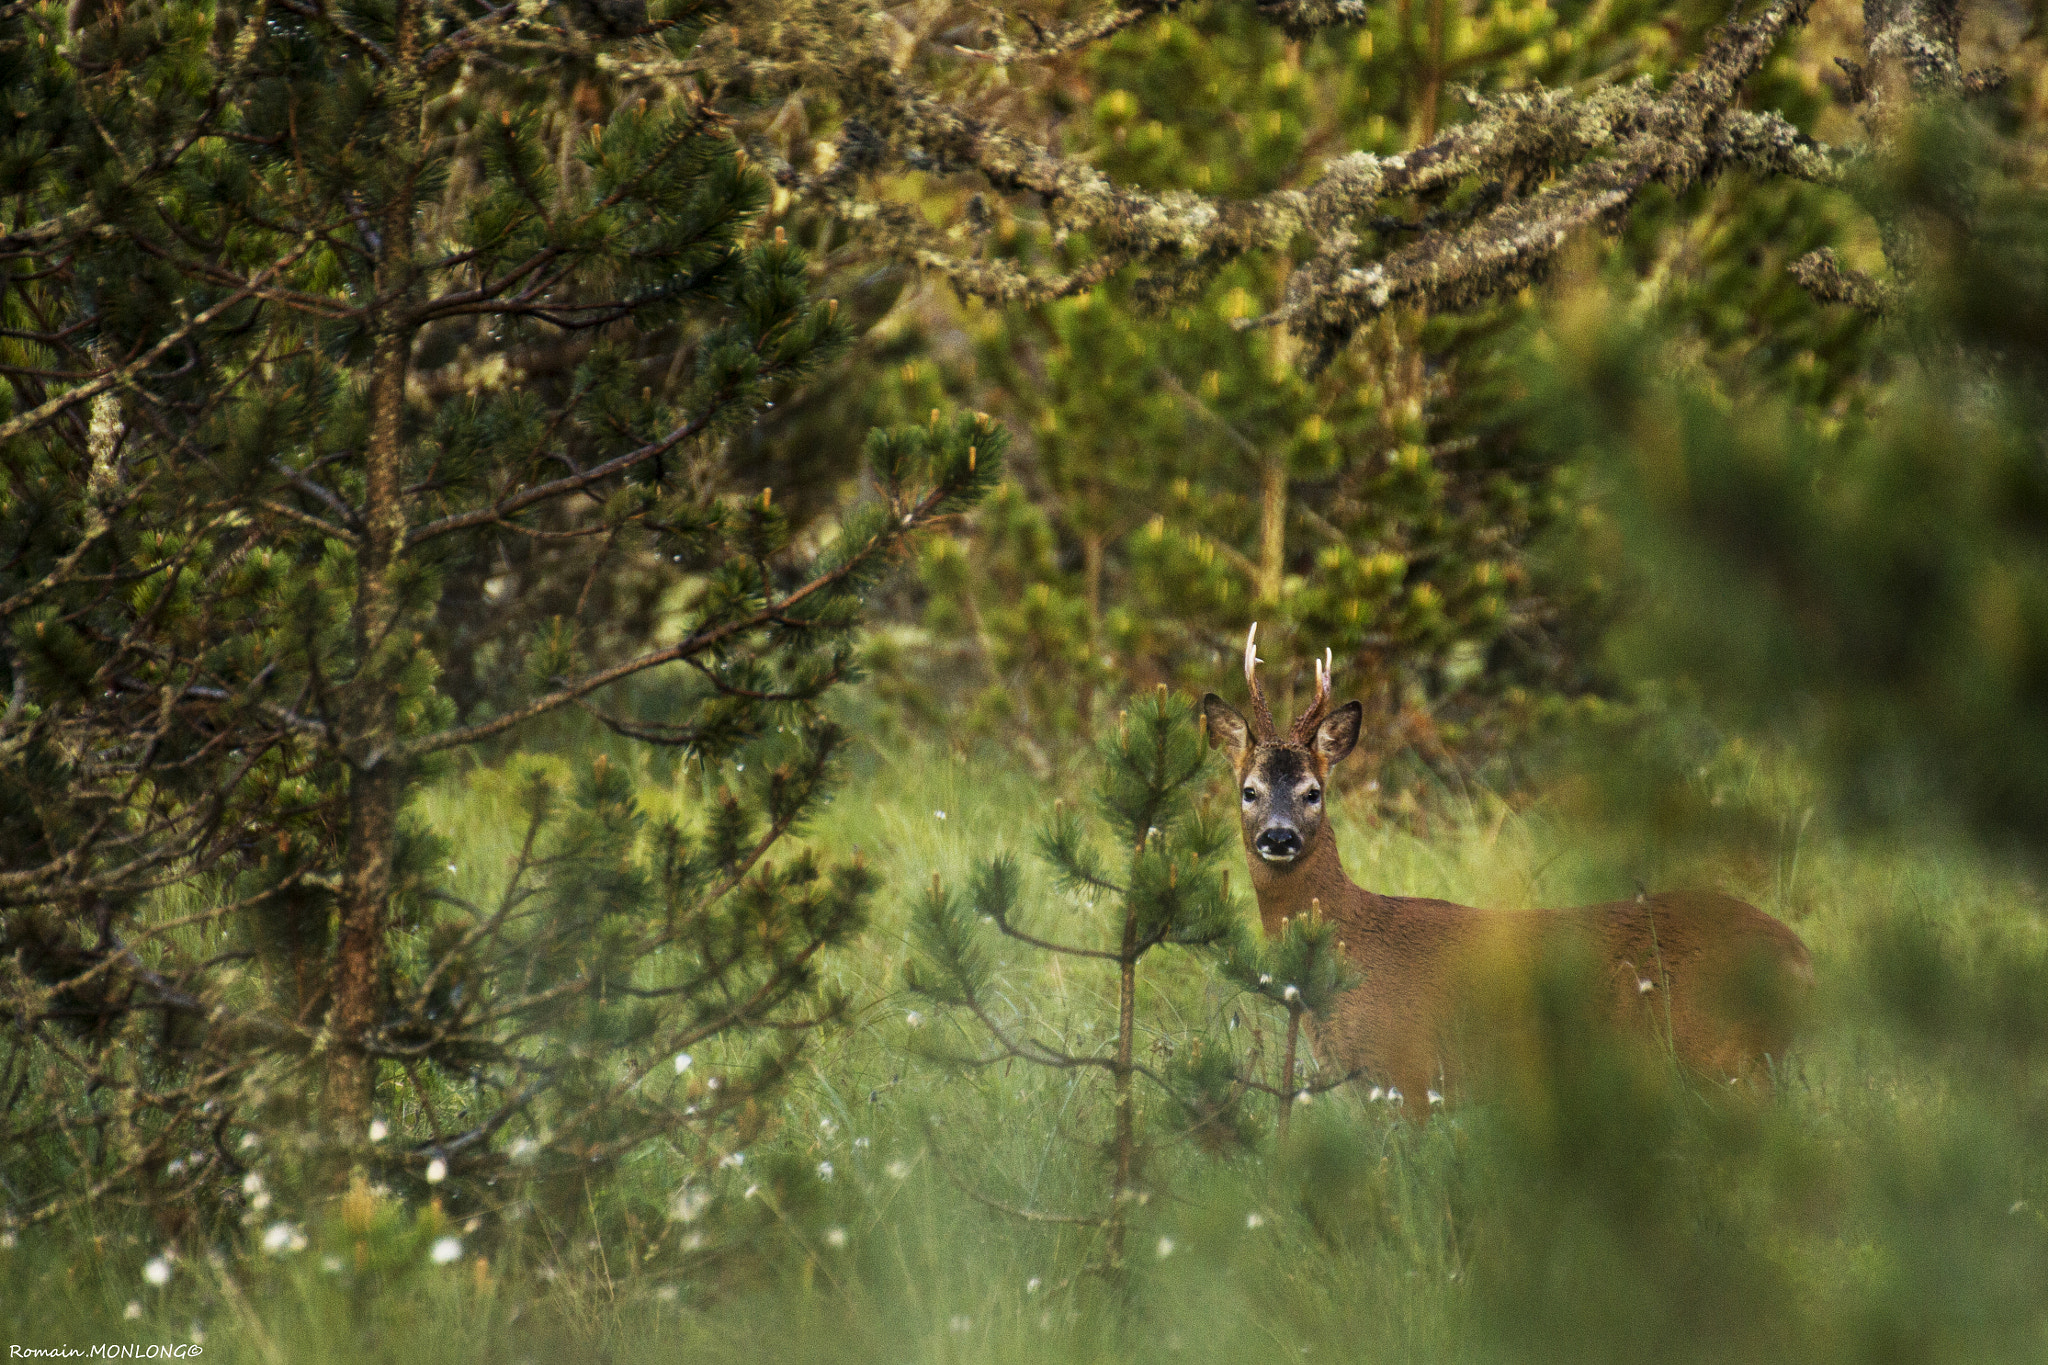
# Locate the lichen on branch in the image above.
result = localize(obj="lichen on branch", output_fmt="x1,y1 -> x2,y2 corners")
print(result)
739,0 -> 1838,364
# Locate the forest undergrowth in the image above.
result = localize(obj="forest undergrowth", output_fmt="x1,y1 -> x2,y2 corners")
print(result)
5,713 -> 2046,1364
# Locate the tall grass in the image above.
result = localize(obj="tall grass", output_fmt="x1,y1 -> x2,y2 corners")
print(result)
6,720 -> 2047,1363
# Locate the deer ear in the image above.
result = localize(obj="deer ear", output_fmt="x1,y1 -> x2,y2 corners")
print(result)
1201,693 -> 1251,765
1314,701 -> 1363,766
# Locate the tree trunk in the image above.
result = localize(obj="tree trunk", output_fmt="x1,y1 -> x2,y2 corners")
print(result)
1108,900 -> 1139,1275
1078,529 -> 1104,739
1277,1005 -> 1302,1137
1411,0 -> 1446,144
1257,453 -> 1287,606
323,8 -> 421,1131
325,762 -> 400,1135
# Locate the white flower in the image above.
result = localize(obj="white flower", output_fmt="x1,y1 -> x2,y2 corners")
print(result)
426,1157 -> 447,1184
934,810 -> 946,820
144,1257 -> 172,1287
368,1118 -> 388,1143
242,1172 -> 264,1196
719,1151 -> 745,1169
743,1185 -> 760,1200
509,1138 -> 539,1164
125,1301 -> 143,1320
250,1191 -> 272,1212
238,1132 -> 259,1151
1386,1088 -> 1403,1105
1155,1236 -> 1175,1259
1367,1086 -> 1383,1101
706,1077 -> 721,1091
817,1161 -> 834,1181
430,1237 -> 463,1266
818,1117 -> 837,1137
852,1135 -> 869,1150
1638,977 -> 1655,994
320,1256 -> 343,1275
261,1222 -> 305,1255
1258,973 -> 1272,986
655,1284 -> 680,1303
904,1011 -> 923,1028
1245,1212 -> 1265,1229
670,1185 -> 713,1223
886,1160 -> 911,1180
1026,1277 -> 1042,1293
824,1226 -> 847,1249
165,1159 -> 186,1177
1282,984 -> 1300,1003
446,863 -> 458,874
1427,1089 -> 1444,1106
948,1316 -> 972,1334
1294,1089 -> 1312,1106
673,1052 -> 693,1074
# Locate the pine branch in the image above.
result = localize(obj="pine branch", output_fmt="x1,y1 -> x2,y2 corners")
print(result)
0,239 -> 319,445
789,0 -> 1825,362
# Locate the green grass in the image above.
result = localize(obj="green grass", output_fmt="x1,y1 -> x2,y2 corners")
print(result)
7,723 -> 2048,1363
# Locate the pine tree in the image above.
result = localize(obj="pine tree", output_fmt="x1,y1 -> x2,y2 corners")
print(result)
0,0 -> 1001,1222
906,687 -> 1240,1273
1220,903 -> 1360,1133
1516,98 -> 2048,854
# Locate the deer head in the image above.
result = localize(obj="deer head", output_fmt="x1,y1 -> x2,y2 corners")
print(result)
1201,624 -> 1363,866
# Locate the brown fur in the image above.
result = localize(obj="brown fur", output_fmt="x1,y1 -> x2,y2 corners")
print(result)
1203,679 -> 1812,1111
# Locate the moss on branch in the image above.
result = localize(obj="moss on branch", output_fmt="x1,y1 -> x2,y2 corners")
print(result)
759,0 -> 1832,359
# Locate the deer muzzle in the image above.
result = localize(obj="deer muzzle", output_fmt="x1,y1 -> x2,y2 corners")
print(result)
1254,826 -> 1303,862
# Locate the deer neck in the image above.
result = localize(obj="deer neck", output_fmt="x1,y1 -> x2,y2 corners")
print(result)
1244,824 -> 1358,937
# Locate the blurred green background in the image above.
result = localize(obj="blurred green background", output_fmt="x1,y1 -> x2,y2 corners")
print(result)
7,0 -> 2048,1358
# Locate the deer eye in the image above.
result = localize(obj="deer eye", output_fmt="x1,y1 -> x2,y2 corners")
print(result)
1241,786 -> 1257,803
1304,788 -> 1321,804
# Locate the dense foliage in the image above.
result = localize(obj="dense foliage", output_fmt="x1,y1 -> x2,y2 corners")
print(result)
786,0 -> 1878,807
5,0 -> 2048,1361
0,0 -> 999,1225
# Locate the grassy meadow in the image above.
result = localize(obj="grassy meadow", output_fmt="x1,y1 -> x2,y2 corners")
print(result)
5,708 -> 2048,1363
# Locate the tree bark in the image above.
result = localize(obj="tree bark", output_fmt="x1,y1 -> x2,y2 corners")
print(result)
1257,452 -> 1287,606
1108,893 -> 1139,1275
1277,1005 -> 1302,1137
323,6 -> 422,1137
1079,529 -> 1104,739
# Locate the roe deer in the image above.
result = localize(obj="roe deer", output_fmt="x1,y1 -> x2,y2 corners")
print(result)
1202,626 -> 1813,1111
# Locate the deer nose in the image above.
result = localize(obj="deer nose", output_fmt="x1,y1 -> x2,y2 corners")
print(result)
1255,827 -> 1302,860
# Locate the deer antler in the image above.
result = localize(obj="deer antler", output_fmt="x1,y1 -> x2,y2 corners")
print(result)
1291,646 -> 1335,746
1243,622 -> 1279,742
